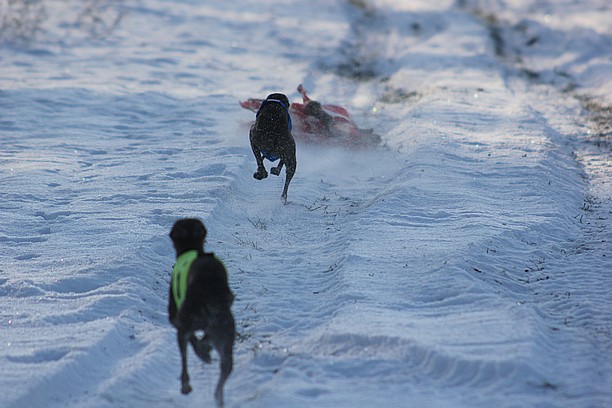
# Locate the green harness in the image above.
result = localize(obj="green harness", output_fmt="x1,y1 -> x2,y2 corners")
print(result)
172,250 -> 199,311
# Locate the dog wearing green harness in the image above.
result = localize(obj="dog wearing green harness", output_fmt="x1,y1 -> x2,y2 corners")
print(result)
168,218 -> 235,407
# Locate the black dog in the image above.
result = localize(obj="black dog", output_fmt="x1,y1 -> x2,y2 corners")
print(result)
168,218 -> 235,407
304,100 -> 334,135
249,93 -> 297,202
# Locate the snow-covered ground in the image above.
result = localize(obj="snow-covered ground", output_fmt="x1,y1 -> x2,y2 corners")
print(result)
1,0 -> 610,407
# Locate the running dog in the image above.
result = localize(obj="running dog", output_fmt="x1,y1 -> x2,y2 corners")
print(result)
249,93 -> 297,202
168,218 -> 235,407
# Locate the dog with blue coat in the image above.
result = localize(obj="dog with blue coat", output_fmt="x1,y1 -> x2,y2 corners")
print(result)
249,93 -> 297,203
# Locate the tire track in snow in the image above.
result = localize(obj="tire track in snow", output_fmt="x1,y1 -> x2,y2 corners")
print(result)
201,138 -> 404,403
246,1 -> 610,406
210,2 -> 543,405
0,90 -> 239,408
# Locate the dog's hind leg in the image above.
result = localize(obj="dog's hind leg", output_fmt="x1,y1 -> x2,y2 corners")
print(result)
214,342 -> 234,408
281,156 -> 296,203
177,330 -> 193,394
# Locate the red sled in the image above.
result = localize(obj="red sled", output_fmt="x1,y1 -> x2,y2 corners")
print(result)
240,84 -> 380,147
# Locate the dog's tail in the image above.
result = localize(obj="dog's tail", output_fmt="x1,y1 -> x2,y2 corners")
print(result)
297,84 -> 311,103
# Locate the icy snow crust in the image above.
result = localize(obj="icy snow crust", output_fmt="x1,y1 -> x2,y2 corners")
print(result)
0,0 -> 610,407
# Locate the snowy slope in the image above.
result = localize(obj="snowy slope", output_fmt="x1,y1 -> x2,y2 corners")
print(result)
1,1 -> 610,407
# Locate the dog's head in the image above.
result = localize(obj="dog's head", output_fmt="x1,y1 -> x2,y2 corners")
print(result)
265,93 -> 290,109
304,100 -> 332,127
170,218 -> 207,253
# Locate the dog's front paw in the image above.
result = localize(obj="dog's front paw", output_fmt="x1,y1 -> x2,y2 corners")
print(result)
270,166 -> 281,176
253,167 -> 268,180
181,383 -> 193,394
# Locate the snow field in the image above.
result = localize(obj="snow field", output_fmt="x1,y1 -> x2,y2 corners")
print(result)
1,0 -> 610,407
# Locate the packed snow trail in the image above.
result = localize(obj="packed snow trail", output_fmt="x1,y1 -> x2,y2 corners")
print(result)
0,0 -> 610,407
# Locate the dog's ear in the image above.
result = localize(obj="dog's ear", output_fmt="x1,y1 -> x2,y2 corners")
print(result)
279,94 -> 290,108
170,218 -> 207,243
